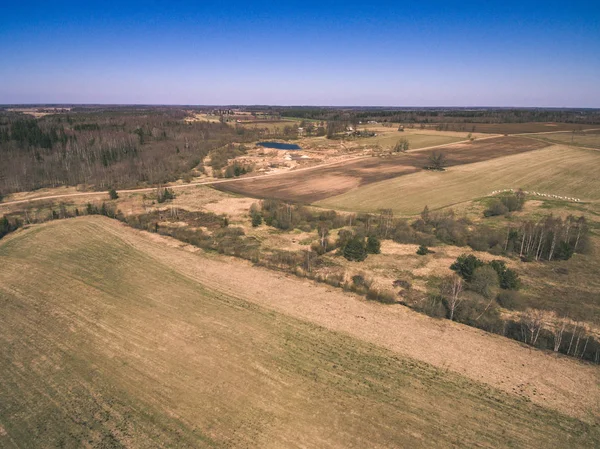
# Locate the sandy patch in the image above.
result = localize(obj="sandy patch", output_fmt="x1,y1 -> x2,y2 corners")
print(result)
202,197 -> 257,218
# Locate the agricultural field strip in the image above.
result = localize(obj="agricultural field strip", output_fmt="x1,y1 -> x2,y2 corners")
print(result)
85,217 -> 600,421
0,136 -> 489,209
317,144 -> 600,214
512,128 -> 600,136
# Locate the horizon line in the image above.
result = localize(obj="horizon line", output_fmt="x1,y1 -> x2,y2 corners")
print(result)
2,103 -> 599,110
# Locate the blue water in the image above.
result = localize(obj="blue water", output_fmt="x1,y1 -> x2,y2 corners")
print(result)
257,141 -> 302,150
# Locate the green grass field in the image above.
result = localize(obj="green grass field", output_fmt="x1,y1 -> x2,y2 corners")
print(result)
1,217 -> 599,447
317,145 -> 600,215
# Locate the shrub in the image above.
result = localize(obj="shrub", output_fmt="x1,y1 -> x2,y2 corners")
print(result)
554,241 -> 574,260
416,244 -> 429,255
500,193 -> 525,212
343,237 -> 367,262
350,274 -> 373,294
108,188 -> 119,200
489,260 -> 520,290
454,299 -> 504,334
393,279 -> 411,290
251,213 -> 262,227
484,199 -> 508,217
470,266 -> 499,298
393,138 -> 409,152
157,187 -> 175,203
366,287 -> 396,304
495,290 -> 524,310
417,294 -> 447,318
366,235 -> 381,254
450,254 -> 484,282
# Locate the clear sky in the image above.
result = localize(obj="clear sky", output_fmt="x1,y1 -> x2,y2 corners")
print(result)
1,1 -> 598,106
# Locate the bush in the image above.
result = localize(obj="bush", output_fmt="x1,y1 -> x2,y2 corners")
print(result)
343,237 -> 367,262
470,266 -> 499,298
157,187 -> 175,203
108,188 -> 119,200
251,213 -> 262,227
484,199 -> 508,217
366,287 -> 396,304
554,241 -> 574,260
495,290 -> 523,310
484,193 -> 526,217
350,274 -> 373,293
454,299 -> 504,334
393,138 -> 409,152
450,254 -> 484,282
500,193 -> 525,212
489,260 -> 520,290
0,215 -> 21,239
416,244 -> 430,255
417,294 -> 447,318
366,235 -> 381,254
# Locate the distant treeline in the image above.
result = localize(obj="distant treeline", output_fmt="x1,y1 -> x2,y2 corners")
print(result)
245,106 -> 600,126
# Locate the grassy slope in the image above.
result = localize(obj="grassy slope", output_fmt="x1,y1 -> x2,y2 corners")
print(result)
0,218 -> 599,448
317,145 -> 600,214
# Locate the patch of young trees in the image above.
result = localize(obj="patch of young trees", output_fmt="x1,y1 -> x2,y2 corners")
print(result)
450,254 -> 520,291
392,138 -> 409,152
484,191 -> 526,217
156,187 -> 176,203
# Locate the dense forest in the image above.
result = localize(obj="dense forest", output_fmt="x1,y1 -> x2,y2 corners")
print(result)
0,108 -> 260,194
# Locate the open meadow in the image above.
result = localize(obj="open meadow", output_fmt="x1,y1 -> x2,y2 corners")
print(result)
1,217 -> 599,448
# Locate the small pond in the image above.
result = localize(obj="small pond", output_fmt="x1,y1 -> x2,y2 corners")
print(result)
257,141 -> 302,150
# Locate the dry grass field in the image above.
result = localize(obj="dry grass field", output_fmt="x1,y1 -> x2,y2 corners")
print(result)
343,130 -> 465,150
445,122 -> 592,134
1,217 -> 599,447
218,137 -> 546,203
317,145 -> 600,214
527,129 -> 600,149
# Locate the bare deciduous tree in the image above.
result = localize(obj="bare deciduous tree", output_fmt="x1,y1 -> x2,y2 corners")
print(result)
521,309 -> 545,346
441,275 -> 463,321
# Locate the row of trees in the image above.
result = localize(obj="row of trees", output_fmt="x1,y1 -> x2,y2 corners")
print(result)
511,215 -> 588,261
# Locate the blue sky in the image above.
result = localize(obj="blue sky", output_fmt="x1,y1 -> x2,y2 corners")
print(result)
1,1 -> 599,106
